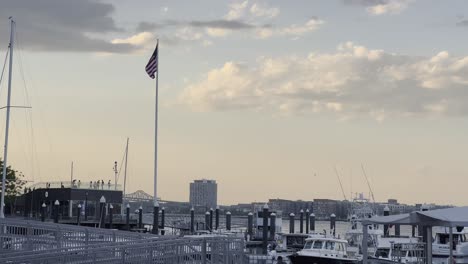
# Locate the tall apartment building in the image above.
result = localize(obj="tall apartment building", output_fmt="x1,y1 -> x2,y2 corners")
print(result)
189,179 -> 217,210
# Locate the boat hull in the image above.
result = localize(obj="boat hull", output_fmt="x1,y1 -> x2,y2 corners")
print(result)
289,255 -> 358,264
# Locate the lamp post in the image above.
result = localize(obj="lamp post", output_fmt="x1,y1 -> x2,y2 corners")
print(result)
54,200 -> 60,223
44,191 -> 48,219
84,192 -> 88,221
41,203 -> 46,222
77,204 -> 81,225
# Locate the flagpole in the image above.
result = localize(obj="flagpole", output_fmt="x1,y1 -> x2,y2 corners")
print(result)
152,39 -> 160,234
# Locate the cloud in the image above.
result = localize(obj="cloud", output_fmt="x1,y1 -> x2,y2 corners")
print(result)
136,2 -> 319,43
136,19 -> 258,40
111,32 -> 155,50
0,0 -> 139,53
255,18 -> 324,39
250,3 -> 280,18
225,1 -> 249,20
343,0 -> 414,15
180,42 -> 468,120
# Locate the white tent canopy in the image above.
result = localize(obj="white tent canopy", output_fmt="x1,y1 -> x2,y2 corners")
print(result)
363,206 -> 468,227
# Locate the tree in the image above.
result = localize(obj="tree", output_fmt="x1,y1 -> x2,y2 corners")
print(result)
0,159 -> 26,214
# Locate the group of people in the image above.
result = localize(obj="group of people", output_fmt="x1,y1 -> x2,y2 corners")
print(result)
40,180 -> 113,190
89,180 -> 112,190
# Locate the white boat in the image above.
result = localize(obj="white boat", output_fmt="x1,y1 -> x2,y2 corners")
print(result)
289,236 -> 358,264
432,227 -> 468,264
346,216 -> 383,258
345,194 -> 383,258
370,236 -> 423,264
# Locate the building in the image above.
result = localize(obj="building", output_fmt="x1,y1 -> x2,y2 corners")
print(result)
313,199 -> 339,220
18,181 -> 122,220
189,179 -> 217,210
268,199 -> 313,215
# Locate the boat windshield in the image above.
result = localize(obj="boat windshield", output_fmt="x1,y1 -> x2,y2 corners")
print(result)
375,248 -> 390,258
437,234 -> 466,244
304,241 -> 313,249
325,241 -> 335,250
313,241 -> 323,249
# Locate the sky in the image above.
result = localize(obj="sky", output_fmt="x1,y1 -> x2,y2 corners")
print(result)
1,0 -> 468,206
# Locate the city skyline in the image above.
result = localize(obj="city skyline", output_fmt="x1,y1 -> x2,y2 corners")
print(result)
1,1 -> 468,206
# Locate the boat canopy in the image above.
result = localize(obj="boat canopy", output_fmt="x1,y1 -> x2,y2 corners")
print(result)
363,207 -> 468,227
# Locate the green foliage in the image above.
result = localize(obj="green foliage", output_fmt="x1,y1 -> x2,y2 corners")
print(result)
0,159 -> 26,204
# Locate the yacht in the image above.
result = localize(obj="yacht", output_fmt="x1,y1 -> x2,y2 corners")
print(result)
289,236 -> 358,264
432,227 -> 468,264
371,236 -> 423,264
345,194 -> 383,258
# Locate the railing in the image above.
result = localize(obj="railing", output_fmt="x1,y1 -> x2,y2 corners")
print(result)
0,217 -> 153,253
0,218 -> 248,263
30,181 -> 122,191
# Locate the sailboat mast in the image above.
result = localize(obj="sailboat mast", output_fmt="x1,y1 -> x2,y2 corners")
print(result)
123,137 -> 129,196
0,18 -> 15,218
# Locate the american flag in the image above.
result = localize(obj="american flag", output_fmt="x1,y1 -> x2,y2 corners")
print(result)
145,44 -> 158,79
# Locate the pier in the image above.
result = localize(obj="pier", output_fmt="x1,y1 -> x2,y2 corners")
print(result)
0,217 -> 246,264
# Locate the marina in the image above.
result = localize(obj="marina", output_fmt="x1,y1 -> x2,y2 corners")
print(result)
1,1 -> 468,264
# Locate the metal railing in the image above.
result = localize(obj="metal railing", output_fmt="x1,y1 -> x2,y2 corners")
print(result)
0,236 -> 246,263
0,218 -> 248,263
30,181 -> 122,191
0,217 -> 153,253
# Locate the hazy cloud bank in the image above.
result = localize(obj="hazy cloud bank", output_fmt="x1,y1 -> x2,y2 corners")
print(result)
181,42 -> 468,121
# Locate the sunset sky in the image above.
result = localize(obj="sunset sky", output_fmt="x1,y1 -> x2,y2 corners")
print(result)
1,0 -> 468,205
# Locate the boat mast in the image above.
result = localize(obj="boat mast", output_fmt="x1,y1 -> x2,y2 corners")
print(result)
0,18 -> 15,218
123,137 -> 129,196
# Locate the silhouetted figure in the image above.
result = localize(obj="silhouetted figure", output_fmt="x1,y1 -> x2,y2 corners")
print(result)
61,182 -> 64,188
78,180 -> 81,188
108,180 -> 111,189
101,180 -> 104,189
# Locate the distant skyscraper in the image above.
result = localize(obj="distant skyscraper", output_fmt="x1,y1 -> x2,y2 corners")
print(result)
189,179 -> 217,209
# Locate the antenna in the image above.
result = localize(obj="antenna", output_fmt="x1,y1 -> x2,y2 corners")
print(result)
334,166 -> 347,201
361,164 -> 375,203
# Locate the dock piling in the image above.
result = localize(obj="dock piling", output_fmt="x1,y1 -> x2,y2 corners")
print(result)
289,213 -> 295,233
215,206 -> 220,230
226,211 -> 231,231
310,213 -> 315,231
125,204 -> 130,231
109,204 -> 113,229
330,213 -> 336,236
41,203 -> 46,222
270,212 -> 276,240
205,211 -> 210,231
190,207 -> 195,234
247,212 -> 253,240
99,196 -> 106,228
209,208 -> 213,231
262,204 -> 268,255
383,206 -> 390,236
138,206 -> 143,229
305,209 -> 310,233
161,207 -> 165,235
153,201 -> 159,235
77,204 -> 81,225
54,200 -> 59,223
300,209 -> 304,233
